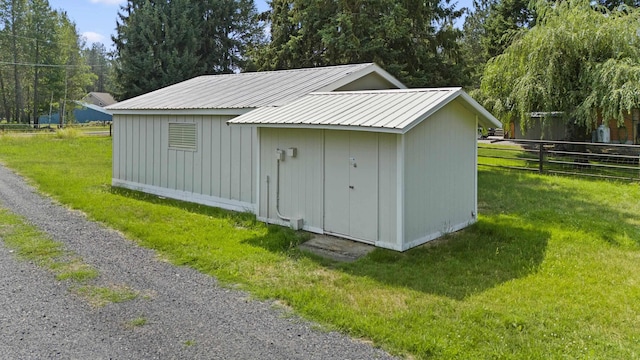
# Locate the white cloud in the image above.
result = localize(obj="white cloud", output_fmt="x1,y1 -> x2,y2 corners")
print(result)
89,0 -> 125,5
82,31 -> 106,44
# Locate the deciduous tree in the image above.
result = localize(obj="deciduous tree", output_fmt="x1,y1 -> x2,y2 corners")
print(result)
478,0 -> 640,131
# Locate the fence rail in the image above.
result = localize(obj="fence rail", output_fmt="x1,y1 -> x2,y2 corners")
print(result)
479,139 -> 640,182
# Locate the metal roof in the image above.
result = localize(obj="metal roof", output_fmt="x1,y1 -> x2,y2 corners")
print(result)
228,88 -> 501,134
107,63 -> 404,113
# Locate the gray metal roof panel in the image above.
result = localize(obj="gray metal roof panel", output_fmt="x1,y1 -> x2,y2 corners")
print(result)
228,88 -> 502,132
107,63 -> 381,111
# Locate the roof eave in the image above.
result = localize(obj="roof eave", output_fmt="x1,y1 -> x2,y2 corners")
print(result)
458,91 -> 502,128
109,108 -> 256,116
230,122 -> 404,134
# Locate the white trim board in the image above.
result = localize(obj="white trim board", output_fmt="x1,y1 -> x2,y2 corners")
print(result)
257,216 -> 323,234
112,179 -> 257,214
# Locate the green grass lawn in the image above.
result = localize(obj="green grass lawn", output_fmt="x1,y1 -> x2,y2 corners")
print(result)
1,134 -> 639,359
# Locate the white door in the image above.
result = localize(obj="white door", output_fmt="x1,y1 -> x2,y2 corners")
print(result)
324,131 -> 378,243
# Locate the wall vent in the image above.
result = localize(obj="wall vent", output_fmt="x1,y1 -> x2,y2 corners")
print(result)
168,123 -> 197,151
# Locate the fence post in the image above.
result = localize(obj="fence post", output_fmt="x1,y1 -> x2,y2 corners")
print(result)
109,123 -> 112,137
539,143 -> 545,174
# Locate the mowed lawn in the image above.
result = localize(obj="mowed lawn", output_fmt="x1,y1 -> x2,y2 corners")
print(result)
0,134 -> 639,359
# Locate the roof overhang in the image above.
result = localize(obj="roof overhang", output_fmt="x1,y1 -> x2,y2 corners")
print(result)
228,88 -> 501,134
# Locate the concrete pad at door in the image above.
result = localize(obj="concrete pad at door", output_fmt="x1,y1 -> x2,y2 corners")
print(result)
299,235 -> 375,262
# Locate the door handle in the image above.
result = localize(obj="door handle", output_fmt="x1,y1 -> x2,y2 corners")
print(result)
349,185 -> 354,189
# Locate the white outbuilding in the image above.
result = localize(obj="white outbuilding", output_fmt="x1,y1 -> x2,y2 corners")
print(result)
106,63 -> 405,213
228,88 -> 501,251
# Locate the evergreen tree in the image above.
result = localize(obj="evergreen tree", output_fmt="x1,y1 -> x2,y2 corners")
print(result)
113,0 -> 263,100
83,42 -> 115,94
482,0 -> 535,59
251,0 -> 468,87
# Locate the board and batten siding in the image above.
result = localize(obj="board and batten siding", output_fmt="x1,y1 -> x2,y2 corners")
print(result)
402,100 -> 477,249
376,132 -> 398,249
257,128 -> 325,232
257,128 -> 398,245
112,114 -> 256,212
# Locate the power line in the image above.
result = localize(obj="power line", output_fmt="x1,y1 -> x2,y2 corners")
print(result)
0,61 -> 111,68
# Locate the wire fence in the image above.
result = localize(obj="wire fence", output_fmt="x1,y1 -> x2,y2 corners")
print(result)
479,139 -> 640,182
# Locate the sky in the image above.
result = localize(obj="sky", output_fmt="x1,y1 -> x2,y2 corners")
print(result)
48,0 -> 471,50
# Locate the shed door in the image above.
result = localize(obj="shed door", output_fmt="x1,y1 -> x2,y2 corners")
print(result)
324,131 -> 378,243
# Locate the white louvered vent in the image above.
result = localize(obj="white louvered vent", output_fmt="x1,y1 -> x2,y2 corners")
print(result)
168,123 -> 197,151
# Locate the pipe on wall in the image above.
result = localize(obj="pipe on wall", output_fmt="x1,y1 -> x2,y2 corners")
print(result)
275,155 -> 290,222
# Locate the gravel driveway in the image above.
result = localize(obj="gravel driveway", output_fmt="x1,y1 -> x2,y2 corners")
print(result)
0,164 -> 394,359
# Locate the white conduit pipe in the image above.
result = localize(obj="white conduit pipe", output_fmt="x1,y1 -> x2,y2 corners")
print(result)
275,157 -> 290,222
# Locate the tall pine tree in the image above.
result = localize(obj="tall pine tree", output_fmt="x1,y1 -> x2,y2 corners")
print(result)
113,0 -> 263,100
251,0 -> 467,87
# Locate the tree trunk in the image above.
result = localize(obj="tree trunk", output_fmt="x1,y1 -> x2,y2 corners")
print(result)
33,41 -> 39,127
11,0 -> 24,123
0,68 -> 12,122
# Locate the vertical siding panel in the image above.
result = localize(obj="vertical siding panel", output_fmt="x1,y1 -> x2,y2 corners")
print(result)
153,118 -> 161,186
230,126 -> 241,200
404,102 -> 477,244
180,116 -> 193,192
201,116 -> 212,196
167,115 -> 177,190
258,128 -> 267,218
240,126 -> 253,203
378,133 -> 397,246
112,116 -> 120,180
211,117 -> 222,197
257,128 -> 324,230
261,128 -> 274,219
120,117 -> 128,182
126,117 -> 134,182
177,116 -> 188,191
309,129 -> 324,228
251,126 -> 258,204
160,116 -> 169,188
220,117 -> 231,199
132,118 -> 140,183
139,117 -> 146,184
145,117 -> 153,184
192,116 -> 202,194
261,128 -> 275,219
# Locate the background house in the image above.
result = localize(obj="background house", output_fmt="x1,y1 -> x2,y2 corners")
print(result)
505,111 -> 639,144
39,101 -> 113,125
82,92 -> 117,107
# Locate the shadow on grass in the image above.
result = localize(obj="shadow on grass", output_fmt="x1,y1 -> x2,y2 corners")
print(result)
109,169 -> 637,300
477,168 -> 640,248
342,218 -> 549,300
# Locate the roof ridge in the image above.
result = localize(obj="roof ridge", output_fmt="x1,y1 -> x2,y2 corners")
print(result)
195,63 -> 374,79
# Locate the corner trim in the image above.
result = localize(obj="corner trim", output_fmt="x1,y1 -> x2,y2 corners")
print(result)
400,219 -> 477,251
